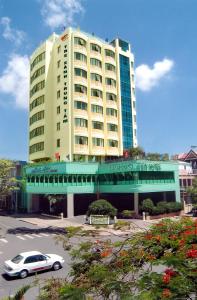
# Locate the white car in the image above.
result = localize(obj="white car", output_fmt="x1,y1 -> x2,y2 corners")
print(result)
4,251 -> 64,279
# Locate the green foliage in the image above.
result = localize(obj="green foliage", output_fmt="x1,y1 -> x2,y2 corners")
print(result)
129,146 -> 145,159
86,199 -> 117,217
141,198 -> 154,214
39,218 -> 197,299
0,159 -> 19,198
114,220 -> 130,230
121,210 -> 135,218
2,285 -> 31,300
187,177 -> 197,204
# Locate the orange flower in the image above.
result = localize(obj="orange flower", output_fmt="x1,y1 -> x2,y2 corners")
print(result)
162,274 -> 171,284
147,254 -> 156,261
169,235 -> 177,240
115,260 -> 123,268
155,235 -> 161,241
162,288 -> 171,298
100,248 -> 112,258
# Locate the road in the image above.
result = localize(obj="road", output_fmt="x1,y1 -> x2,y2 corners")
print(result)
0,215 -> 70,299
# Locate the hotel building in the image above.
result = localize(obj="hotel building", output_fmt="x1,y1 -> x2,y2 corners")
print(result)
29,27 -> 137,162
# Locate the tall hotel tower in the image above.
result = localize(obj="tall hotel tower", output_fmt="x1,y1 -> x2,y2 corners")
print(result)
29,28 -> 137,162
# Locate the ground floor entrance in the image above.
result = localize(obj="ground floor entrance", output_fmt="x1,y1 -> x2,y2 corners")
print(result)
26,191 -> 176,218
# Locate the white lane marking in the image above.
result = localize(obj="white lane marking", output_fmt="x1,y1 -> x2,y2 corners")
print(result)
32,234 -> 42,238
0,238 -> 8,243
40,233 -> 49,237
16,236 -> 26,240
24,234 -> 34,239
0,251 -> 3,254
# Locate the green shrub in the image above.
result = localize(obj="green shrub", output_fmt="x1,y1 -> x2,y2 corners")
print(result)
114,220 -> 130,230
141,199 -> 154,215
86,199 -> 117,217
152,206 -> 164,215
166,202 -> 183,212
121,210 -> 135,218
156,201 -> 168,214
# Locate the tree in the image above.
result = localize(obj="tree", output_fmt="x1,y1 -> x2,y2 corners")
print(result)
86,199 -> 117,217
187,177 -> 197,204
38,218 -> 197,300
129,146 -> 145,160
0,159 -> 18,200
146,152 -> 162,161
141,198 -> 154,214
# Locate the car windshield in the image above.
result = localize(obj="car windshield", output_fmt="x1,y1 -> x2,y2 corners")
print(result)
11,255 -> 23,264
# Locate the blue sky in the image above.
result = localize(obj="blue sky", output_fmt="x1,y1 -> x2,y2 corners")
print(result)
0,0 -> 196,160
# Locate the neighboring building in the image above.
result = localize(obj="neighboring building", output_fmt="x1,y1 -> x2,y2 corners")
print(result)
29,27 -> 137,163
24,160 -> 180,217
174,149 -> 197,204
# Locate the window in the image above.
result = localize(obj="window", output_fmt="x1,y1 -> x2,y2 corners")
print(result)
107,123 -> 118,132
57,45 -> 61,53
57,90 -> 60,99
108,139 -> 118,147
106,93 -> 117,101
91,104 -> 103,114
106,108 -> 117,117
57,60 -> 61,68
90,58 -> 102,68
57,75 -> 60,83
105,63 -> 116,72
105,49 -> 115,58
57,122 -> 60,131
74,101 -> 87,110
91,89 -> 102,98
30,110 -> 44,125
31,52 -> 45,71
11,255 -> 23,264
24,256 -> 37,264
29,142 -> 44,154
134,115 -> 136,122
92,138 -> 104,146
75,84 -> 87,94
74,37 -> 86,47
74,68 -> 87,78
57,106 -> 60,114
92,121 -> 103,130
90,43 -> 101,53
57,139 -> 60,147
133,101 -> 136,109
75,136 -> 88,145
105,78 -> 116,87
30,80 -> 45,97
30,126 -> 44,139
75,118 -> 88,127
74,52 -> 87,62
30,95 -> 44,111
91,73 -> 102,83
30,66 -> 45,84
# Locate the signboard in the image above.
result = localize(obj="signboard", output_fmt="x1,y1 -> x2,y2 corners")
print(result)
108,162 -> 161,173
90,215 -> 110,225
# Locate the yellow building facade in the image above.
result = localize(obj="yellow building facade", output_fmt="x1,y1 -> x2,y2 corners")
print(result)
29,28 -> 137,162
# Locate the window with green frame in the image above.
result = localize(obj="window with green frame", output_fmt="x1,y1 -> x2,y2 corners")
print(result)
91,104 -> 103,114
74,101 -> 87,110
75,84 -> 87,94
74,37 -> 86,46
91,73 -> 102,82
92,137 -> 104,147
30,126 -> 44,139
90,58 -> 102,68
75,135 -> 88,145
105,49 -> 115,58
106,108 -> 117,117
29,142 -> 44,154
75,118 -> 88,127
74,52 -> 87,62
106,93 -> 117,101
74,68 -> 87,78
92,121 -> 103,130
108,139 -> 118,147
91,89 -> 102,98
107,123 -> 118,132
90,43 -> 101,53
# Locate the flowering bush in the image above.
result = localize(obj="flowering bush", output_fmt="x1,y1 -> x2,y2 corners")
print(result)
39,218 -> 197,300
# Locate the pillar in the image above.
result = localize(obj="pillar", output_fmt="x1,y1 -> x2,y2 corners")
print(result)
67,193 -> 74,218
27,193 -> 33,213
134,193 -> 139,214
163,192 -> 167,202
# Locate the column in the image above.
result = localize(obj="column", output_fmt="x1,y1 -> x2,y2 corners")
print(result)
67,193 -> 74,218
163,192 -> 167,202
134,193 -> 139,214
27,193 -> 33,213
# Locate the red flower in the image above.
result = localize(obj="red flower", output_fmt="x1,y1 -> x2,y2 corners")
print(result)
184,230 -> 195,235
162,288 -> 171,298
179,239 -> 185,247
164,268 -> 176,277
186,249 -> 197,258
145,234 -> 153,240
169,235 -> 177,240
155,235 -> 161,241
162,274 -> 171,284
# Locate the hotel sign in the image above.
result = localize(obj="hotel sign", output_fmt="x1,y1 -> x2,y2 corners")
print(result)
107,162 -> 161,173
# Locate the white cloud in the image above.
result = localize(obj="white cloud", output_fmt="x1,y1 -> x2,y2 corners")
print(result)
0,54 -> 29,109
135,58 -> 174,92
1,17 -> 26,46
41,0 -> 84,29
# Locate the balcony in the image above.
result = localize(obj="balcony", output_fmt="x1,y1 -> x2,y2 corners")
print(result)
74,144 -> 89,154
74,76 -> 88,86
74,44 -> 87,55
91,96 -> 103,106
89,65 -> 103,75
91,146 -> 105,155
105,70 -> 116,79
107,131 -> 119,140
90,50 -> 102,60
90,80 -> 103,90
91,113 -> 104,122
106,100 -> 118,109
74,92 -> 87,102
91,128 -> 104,138
105,56 -> 115,65
106,147 -> 119,156
74,126 -> 88,136
74,109 -> 88,118
105,84 -> 117,94
74,59 -> 87,69
106,115 -> 118,124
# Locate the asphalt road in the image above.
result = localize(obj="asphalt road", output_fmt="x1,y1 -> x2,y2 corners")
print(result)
0,215 -> 71,299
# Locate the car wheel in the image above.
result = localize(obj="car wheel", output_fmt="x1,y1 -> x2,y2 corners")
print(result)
20,269 -> 28,279
53,262 -> 61,271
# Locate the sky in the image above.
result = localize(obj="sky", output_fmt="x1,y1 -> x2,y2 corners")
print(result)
0,0 -> 197,160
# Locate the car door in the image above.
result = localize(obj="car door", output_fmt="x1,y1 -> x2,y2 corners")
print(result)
36,254 -> 52,271
23,255 -> 39,273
